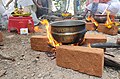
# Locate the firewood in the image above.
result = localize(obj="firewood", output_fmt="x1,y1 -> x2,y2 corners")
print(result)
104,54 -> 120,69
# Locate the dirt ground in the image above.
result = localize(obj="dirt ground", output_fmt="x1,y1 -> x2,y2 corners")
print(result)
0,30 -> 120,79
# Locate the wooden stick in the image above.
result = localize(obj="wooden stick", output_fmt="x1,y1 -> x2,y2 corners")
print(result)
104,55 -> 120,69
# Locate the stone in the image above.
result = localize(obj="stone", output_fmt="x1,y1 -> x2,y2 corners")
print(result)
84,33 -> 107,44
117,38 -> 120,44
38,74 -> 42,78
30,36 -> 53,52
0,69 -> 6,77
97,23 -> 118,35
56,45 -> 104,77
86,22 -> 96,31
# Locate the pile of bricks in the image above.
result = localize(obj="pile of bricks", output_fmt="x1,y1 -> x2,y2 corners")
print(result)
30,33 -> 107,77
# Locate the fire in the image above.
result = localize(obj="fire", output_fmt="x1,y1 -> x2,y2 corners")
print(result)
40,19 -> 61,47
88,43 -> 92,48
34,26 -> 42,32
105,10 -> 113,29
86,16 -> 98,26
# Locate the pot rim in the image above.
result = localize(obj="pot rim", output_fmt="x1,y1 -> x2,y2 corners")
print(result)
94,14 -> 107,17
50,20 -> 85,27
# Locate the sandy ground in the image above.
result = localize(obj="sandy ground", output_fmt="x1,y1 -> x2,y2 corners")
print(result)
0,30 -> 120,79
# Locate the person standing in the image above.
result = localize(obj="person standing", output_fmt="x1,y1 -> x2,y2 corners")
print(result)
32,0 -> 51,18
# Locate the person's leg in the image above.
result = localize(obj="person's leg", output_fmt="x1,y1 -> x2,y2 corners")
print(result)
36,7 -> 43,18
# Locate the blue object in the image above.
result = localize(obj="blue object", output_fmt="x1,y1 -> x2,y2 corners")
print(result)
91,2 -> 98,15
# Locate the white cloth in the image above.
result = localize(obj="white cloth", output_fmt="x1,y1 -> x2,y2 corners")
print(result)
86,3 -> 109,14
3,0 -> 15,16
107,0 -> 119,5
0,0 -> 6,14
107,2 -> 120,15
18,0 -> 34,7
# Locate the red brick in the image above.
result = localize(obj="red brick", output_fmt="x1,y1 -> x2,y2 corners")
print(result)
0,31 -> 3,42
56,46 -> 104,77
56,45 -> 104,77
86,22 -> 96,31
97,23 -> 118,35
30,36 -> 53,52
84,33 -> 107,44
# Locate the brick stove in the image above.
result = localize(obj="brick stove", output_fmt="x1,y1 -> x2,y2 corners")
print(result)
97,23 -> 118,35
30,33 -> 107,77
85,21 -> 118,35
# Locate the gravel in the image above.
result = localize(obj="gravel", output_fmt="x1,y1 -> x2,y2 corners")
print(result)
0,30 -> 120,79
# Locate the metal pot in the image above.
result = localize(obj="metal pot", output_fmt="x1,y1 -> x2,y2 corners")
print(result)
73,15 -> 84,20
50,20 -> 86,44
94,14 -> 107,23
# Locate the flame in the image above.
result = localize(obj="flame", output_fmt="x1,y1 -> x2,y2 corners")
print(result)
88,43 -> 91,48
34,26 -> 42,32
40,19 -> 61,47
105,10 -> 113,29
87,16 -> 98,26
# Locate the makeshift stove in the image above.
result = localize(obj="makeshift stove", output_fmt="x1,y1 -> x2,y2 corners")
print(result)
31,19 -> 120,77
85,11 -> 119,35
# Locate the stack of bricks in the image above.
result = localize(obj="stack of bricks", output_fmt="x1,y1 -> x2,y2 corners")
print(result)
0,31 -> 3,42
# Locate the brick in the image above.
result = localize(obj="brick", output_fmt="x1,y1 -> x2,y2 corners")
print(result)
30,36 -> 53,52
0,31 -> 3,42
56,45 -> 104,77
97,23 -> 118,35
84,33 -> 107,44
86,22 -> 96,31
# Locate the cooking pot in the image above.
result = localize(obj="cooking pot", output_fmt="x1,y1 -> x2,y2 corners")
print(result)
94,14 -> 107,23
50,20 -> 86,44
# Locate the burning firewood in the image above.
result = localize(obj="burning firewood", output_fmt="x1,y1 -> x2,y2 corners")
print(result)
86,16 -> 99,26
40,19 -> 61,47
